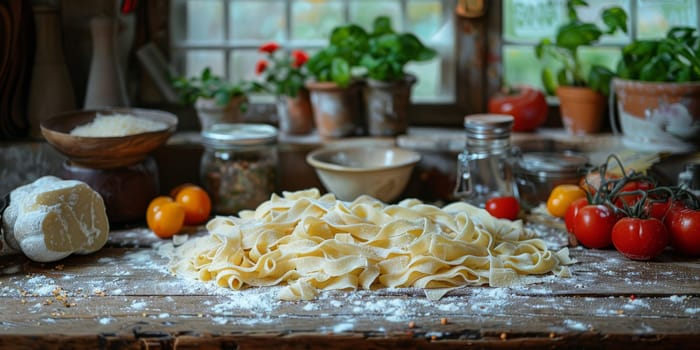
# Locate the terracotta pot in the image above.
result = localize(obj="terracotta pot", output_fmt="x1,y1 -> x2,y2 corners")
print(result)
556,86 -> 605,135
364,75 -> 416,136
305,80 -> 364,138
276,88 -> 314,135
612,78 -> 700,152
195,95 -> 246,131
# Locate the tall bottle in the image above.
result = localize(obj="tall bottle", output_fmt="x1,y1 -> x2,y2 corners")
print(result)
27,4 -> 76,139
84,16 -> 129,108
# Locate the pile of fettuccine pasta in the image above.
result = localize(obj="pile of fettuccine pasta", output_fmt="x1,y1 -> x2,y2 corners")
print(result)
168,189 -> 573,300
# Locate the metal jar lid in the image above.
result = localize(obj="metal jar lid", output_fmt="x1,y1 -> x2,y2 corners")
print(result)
517,152 -> 590,178
463,114 -> 514,140
201,123 -> 278,148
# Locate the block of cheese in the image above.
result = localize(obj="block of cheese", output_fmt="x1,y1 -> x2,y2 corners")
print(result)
1,176 -> 109,262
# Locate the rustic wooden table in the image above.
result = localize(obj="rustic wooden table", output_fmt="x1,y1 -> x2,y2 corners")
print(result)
1,222 -> 698,350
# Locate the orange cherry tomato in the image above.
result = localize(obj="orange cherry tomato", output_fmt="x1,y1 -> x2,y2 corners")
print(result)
174,185 -> 212,225
546,184 -> 586,218
147,196 -> 174,220
169,182 -> 197,199
147,201 -> 185,239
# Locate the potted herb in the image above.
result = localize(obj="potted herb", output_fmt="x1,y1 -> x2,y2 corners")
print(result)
360,16 -> 437,136
612,27 -> 700,152
255,42 -> 314,135
535,0 -> 627,135
304,23 -> 370,137
172,67 -> 251,131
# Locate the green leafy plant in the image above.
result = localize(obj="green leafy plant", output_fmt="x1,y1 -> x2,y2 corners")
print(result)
360,16 -> 437,82
305,23 -> 370,87
617,27 -> 700,82
172,67 -> 255,107
535,0 -> 627,95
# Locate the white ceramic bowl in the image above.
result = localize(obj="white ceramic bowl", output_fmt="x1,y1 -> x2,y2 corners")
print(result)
306,145 -> 421,202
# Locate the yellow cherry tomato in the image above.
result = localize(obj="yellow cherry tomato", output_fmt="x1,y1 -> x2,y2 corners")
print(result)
174,185 -> 212,225
546,184 -> 586,218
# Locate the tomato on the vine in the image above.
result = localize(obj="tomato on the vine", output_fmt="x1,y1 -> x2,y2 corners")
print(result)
668,208 -> 700,256
612,217 -> 668,260
573,204 -> 618,249
564,197 -> 588,234
485,196 -> 520,220
546,184 -> 586,218
487,86 -> 548,132
614,180 -> 655,209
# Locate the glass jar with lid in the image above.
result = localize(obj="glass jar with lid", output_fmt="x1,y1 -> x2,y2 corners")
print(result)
514,151 -> 590,210
454,114 -> 519,207
200,123 -> 278,215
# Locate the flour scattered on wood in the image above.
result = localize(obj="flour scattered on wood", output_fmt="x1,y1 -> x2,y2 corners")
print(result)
563,319 -> 589,331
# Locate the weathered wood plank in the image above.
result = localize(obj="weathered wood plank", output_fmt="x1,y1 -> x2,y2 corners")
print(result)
1,225 -> 699,349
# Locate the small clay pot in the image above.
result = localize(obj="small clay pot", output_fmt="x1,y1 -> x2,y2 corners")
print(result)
276,89 -> 314,135
364,75 -> 416,137
305,80 -> 364,138
556,86 -> 605,135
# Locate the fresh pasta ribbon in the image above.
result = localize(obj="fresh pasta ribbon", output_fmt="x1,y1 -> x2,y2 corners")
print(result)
168,189 -> 573,300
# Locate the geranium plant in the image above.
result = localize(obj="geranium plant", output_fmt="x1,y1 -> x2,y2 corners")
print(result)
172,67 -> 251,107
254,42 -> 310,97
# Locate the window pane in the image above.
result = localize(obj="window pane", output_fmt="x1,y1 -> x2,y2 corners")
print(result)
637,0 -> 698,39
230,0 -> 286,41
578,47 -> 621,75
503,45 -> 622,93
349,0 -> 402,30
408,58 -> 450,102
406,0 -> 443,42
502,0 -> 566,43
503,45 -> 546,89
230,49 -> 260,83
184,0 -> 225,43
574,0 -> 630,44
185,50 -> 226,79
407,1 -> 453,102
291,0 -> 343,40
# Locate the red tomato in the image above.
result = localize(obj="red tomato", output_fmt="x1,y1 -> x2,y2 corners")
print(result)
645,199 -> 671,222
485,196 -> 520,220
668,208 -> 700,256
663,201 -> 687,228
614,180 -> 655,209
573,204 -> 618,249
487,86 -> 548,132
612,217 -> 668,260
565,197 -> 588,234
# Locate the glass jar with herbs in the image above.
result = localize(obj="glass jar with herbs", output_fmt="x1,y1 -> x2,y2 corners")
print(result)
200,123 -> 278,215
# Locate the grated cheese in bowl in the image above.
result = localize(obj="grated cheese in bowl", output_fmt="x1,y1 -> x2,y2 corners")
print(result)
70,113 -> 168,137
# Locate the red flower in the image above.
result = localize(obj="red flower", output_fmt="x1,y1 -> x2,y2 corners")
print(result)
255,59 -> 268,75
259,42 -> 280,54
291,50 -> 309,68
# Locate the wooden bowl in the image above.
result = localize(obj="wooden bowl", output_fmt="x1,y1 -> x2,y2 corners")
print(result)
41,108 -> 178,169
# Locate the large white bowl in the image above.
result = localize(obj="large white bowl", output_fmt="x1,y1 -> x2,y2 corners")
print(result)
306,145 -> 421,202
